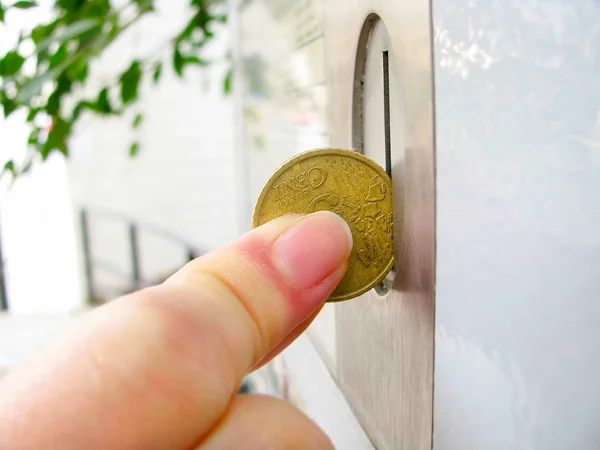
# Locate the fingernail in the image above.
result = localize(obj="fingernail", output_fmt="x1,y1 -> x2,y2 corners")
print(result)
273,211 -> 353,289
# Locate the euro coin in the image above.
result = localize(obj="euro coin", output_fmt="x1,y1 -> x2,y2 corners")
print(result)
252,148 -> 394,302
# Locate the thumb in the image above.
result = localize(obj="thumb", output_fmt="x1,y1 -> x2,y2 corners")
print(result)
0,211 -> 352,450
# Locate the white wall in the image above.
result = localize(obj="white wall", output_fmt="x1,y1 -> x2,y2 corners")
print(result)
67,0 -> 239,300
0,1 -> 82,315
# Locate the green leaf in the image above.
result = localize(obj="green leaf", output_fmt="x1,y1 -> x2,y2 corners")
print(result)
72,91 -> 114,119
176,14 -> 198,44
31,25 -> 48,43
3,161 -> 15,177
67,61 -> 88,83
0,51 -> 25,77
27,128 -> 39,145
71,102 -> 84,120
2,99 -> 18,117
48,45 -> 68,69
31,20 -> 58,45
11,1 -> 37,9
71,100 -> 93,120
41,118 -> 71,159
46,75 -> 72,116
173,47 -> 183,77
223,66 -> 232,94
132,113 -> 143,128
46,94 -> 60,116
36,19 -> 101,54
26,107 -> 40,122
17,31 -> 26,45
20,155 -> 33,174
172,49 -> 208,77
0,90 -> 18,118
119,60 -> 141,104
183,55 -> 209,67
16,65 -> 63,103
152,62 -> 162,84
129,142 -> 139,157
0,5 -> 4,23
132,0 -> 154,12
96,88 -> 112,113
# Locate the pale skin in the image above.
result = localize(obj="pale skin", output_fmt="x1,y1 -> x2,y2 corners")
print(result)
0,212 -> 353,449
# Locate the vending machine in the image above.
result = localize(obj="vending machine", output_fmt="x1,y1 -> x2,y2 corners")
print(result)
233,1 -> 600,449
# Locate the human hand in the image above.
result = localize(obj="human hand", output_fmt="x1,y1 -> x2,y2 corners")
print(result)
0,212 -> 353,449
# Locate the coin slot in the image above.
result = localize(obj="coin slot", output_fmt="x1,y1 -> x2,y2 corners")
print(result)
376,50 -> 394,297
374,267 -> 396,296
353,14 -> 398,298
382,50 -> 392,179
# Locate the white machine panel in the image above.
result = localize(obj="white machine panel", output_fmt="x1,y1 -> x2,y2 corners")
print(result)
433,2 -> 600,449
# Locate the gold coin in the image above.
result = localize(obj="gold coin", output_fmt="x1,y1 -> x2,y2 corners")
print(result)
252,148 -> 394,302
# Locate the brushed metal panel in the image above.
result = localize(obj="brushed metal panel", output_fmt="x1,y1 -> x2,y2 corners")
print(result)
325,1 -> 436,449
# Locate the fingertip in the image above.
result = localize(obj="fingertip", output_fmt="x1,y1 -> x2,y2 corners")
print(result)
272,211 -> 353,290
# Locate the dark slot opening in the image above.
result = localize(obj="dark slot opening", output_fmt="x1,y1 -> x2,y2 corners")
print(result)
382,50 -> 392,179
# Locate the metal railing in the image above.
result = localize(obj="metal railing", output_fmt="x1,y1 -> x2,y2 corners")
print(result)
80,208 -> 204,304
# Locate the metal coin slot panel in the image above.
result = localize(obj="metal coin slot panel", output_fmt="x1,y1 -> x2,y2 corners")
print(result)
325,1 -> 436,448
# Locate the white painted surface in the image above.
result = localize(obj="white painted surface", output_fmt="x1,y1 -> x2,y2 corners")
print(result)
0,153 -> 82,315
0,1 -> 82,315
433,2 -> 600,449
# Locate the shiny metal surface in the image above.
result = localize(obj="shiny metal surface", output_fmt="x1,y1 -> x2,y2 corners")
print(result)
433,1 -> 600,449
325,1 -> 436,448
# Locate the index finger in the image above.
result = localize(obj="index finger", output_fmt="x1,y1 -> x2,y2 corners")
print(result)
0,212 -> 352,450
